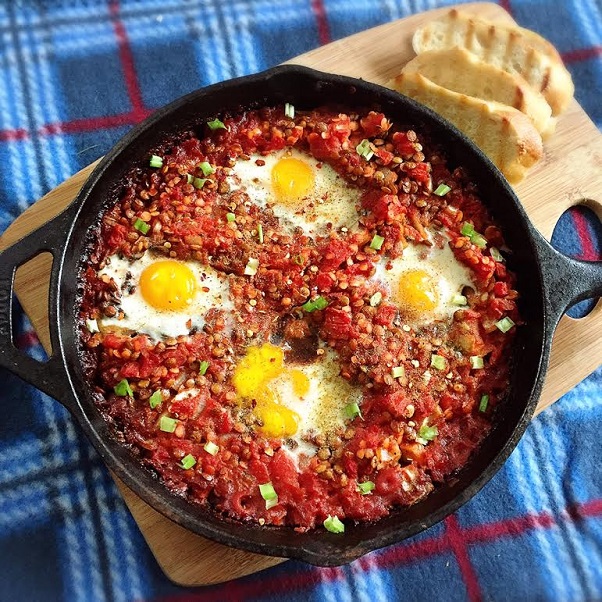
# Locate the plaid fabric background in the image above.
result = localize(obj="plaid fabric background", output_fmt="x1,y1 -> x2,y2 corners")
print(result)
0,1 -> 601,600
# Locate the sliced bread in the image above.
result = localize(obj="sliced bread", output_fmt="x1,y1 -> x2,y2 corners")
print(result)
402,47 -> 556,138
389,71 -> 544,184
412,9 -> 574,115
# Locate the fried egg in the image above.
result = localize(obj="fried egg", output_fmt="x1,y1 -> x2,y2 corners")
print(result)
372,230 -> 474,324
98,252 -> 234,340
228,148 -> 361,234
232,343 -> 362,463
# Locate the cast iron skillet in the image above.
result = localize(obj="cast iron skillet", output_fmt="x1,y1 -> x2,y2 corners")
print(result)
0,65 -> 601,566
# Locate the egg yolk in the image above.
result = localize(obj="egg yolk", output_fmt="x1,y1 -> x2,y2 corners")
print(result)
232,343 -> 310,438
139,260 -> 197,311
271,157 -> 314,202
397,269 -> 438,314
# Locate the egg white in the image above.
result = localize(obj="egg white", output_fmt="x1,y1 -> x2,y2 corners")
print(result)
97,252 -> 234,341
372,230 -> 474,324
269,348 -> 363,464
227,148 -> 361,234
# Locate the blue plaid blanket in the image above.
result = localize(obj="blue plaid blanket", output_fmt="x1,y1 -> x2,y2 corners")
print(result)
1,1 -> 601,600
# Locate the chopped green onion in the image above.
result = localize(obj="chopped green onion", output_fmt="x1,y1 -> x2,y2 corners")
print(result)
134,218 -> 150,235
198,161 -> 215,176
357,481 -> 375,495
418,421 -> 438,442
257,223 -> 264,243
284,103 -> 295,119
370,234 -> 385,250
479,394 -> 489,412
244,257 -> 259,276
114,379 -> 133,398
495,317 -> 515,333
461,222 -> 475,237
186,173 -> 194,184
392,365 -> 405,379
302,296 -> 328,312
369,291 -> 382,307
430,354 -> 446,370
199,360 -> 209,375
85,318 -> 99,333
149,390 -> 163,409
226,212 -> 236,223
149,155 -> 163,168
204,441 -> 219,455
259,482 -> 277,501
265,497 -> 279,510
356,139 -> 374,160
159,416 -> 177,433
471,233 -> 488,249
490,247 -> 504,262
452,294 -> 467,306
344,402 -> 362,420
207,118 -> 226,130
193,177 -> 207,189
434,183 -> 451,196
324,515 -> 345,534
180,454 -> 196,470
470,356 -> 484,370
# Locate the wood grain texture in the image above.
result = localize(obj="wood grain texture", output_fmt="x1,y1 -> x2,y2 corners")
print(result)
0,2 -> 600,586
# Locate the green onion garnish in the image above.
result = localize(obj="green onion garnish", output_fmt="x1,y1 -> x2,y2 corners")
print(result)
430,354 -> 446,370
490,247 -> 504,262
370,234 -> 384,250
434,183 -> 451,196
479,394 -> 489,412
257,223 -> 264,243
226,212 -> 236,223
207,118 -> 226,130
198,161 -> 215,176
149,390 -> 163,409
149,155 -> 163,168
244,257 -> 259,276
265,497 -> 279,510
259,482 -> 277,501
418,422 -> 438,442
180,454 -> 196,470
495,317 -> 515,333
471,233 -> 488,249
344,402 -> 363,420
470,356 -> 484,370
324,515 -> 345,534
357,481 -> 375,495
461,222 -> 475,237
302,296 -> 328,312
369,291 -> 382,307
199,360 -> 209,375
193,177 -> 207,189
356,139 -> 374,160
186,173 -> 194,184
134,218 -> 150,235
284,103 -> 295,119
392,365 -> 405,379
114,379 -> 133,398
204,441 -> 219,455
159,416 -> 177,433
452,294 -> 468,306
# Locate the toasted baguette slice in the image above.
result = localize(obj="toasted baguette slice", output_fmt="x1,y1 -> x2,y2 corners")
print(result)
412,9 -> 574,115
389,71 -> 543,183
402,47 -> 556,138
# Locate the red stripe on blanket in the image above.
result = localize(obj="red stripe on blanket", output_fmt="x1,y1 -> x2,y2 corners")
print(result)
445,515 -> 483,602
39,110 -> 152,135
571,207 -> 599,260
499,0 -> 514,16
311,0 -> 331,46
0,128 -> 28,142
562,46 -> 602,64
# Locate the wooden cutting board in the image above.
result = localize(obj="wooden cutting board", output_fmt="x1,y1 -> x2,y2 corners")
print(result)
1,1 -> 601,587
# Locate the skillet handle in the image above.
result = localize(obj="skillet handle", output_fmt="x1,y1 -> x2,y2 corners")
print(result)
535,234 -> 602,328
0,208 -> 78,410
